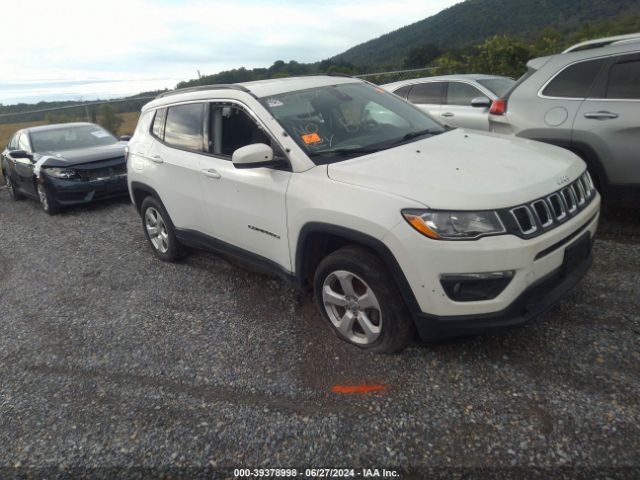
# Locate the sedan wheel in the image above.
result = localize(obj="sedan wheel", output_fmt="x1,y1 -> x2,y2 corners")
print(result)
5,175 -> 24,200
145,207 -> 170,253
37,183 -> 58,214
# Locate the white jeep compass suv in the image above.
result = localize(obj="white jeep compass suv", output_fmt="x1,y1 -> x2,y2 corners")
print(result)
127,75 -> 600,353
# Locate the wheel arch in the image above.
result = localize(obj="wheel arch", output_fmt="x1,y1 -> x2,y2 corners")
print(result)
130,181 -> 165,213
519,136 -> 609,194
295,222 -> 421,317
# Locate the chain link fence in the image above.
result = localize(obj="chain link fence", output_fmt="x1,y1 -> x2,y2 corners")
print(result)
0,66 -> 449,148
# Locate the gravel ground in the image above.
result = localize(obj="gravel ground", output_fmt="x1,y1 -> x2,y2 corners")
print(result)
0,189 -> 638,479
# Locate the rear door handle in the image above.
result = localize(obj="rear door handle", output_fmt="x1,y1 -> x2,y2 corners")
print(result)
202,168 -> 221,179
584,111 -> 618,120
441,112 -> 454,117
150,155 -> 164,164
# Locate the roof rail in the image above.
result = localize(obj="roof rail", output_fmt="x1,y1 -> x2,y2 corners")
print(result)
156,84 -> 251,99
563,32 -> 640,53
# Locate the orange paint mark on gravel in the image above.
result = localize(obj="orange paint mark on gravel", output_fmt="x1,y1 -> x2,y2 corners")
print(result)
331,384 -> 388,394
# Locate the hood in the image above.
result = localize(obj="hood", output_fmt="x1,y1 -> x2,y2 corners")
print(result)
35,142 -> 127,168
327,129 -> 586,210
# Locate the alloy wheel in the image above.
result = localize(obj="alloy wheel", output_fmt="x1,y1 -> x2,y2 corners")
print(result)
6,177 -> 14,196
322,270 -> 382,345
37,184 -> 49,211
145,207 -> 170,253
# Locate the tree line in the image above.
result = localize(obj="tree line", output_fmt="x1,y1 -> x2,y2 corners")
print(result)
2,11 -> 638,130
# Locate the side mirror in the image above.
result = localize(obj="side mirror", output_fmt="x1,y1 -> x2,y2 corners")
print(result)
471,96 -> 491,108
119,135 -> 131,142
10,150 -> 32,160
232,143 -> 276,169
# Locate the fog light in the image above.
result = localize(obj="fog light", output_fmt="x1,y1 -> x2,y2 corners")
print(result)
440,271 -> 514,302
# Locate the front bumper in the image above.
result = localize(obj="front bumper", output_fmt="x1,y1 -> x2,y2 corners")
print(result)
414,238 -> 592,340
383,193 -> 600,339
43,174 -> 128,206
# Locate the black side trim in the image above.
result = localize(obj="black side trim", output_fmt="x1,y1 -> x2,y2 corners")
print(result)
295,222 -> 421,317
534,214 -> 597,260
175,228 -> 294,285
605,184 -> 640,208
129,181 -> 163,212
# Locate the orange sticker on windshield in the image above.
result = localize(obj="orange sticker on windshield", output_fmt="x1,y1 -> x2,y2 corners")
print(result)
301,133 -> 321,144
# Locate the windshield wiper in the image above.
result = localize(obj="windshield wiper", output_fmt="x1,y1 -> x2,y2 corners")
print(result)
310,146 -> 384,157
390,128 -> 442,146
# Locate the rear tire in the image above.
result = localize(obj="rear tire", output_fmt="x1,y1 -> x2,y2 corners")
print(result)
140,196 -> 188,262
313,245 -> 414,353
5,174 -> 25,200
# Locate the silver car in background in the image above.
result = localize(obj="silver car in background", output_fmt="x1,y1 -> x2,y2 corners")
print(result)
382,74 -> 515,130
489,33 -> 640,208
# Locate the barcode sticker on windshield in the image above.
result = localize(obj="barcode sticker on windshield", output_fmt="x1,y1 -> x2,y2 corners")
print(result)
301,133 -> 321,144
91,131 -> 111,138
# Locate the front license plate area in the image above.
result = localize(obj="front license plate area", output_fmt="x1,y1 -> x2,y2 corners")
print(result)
562,232 -> 591,276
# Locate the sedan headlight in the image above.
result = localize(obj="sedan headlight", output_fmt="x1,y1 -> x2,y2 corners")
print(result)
402,209 -> 506,240
43,167 -> 80,179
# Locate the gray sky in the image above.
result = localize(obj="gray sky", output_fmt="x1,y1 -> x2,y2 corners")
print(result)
0,0 -> 461,105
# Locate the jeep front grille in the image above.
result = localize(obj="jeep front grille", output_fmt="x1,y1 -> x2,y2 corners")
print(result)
506,171 -> 596,238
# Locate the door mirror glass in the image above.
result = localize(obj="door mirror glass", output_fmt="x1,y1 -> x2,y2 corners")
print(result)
10,150 -> 32,160
232,143 -> 275,169
471,96 -> 491,108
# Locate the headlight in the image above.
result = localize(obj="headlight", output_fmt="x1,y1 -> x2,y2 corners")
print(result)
402,209 -> 506,240
43,167 -> 79,179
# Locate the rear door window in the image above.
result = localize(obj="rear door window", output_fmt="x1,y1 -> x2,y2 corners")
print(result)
542,59 -> 605,98
407,82 -> 444,104
606,58 -> 640,99
164,104 -> 204,151
445,82 -> 484,106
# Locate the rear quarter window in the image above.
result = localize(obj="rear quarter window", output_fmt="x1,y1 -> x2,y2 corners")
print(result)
151,108 -> 167,140
392,85 -> 412,99
164,103 -> 204,151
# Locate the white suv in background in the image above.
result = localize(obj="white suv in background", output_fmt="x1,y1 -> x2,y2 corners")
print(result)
127,75 -> 600,353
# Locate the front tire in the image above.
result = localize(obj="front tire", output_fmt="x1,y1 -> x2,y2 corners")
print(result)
140,196 -> 187,262
313,245 -> 414,353
5,174 -> 25,200
37,183 -> 60,214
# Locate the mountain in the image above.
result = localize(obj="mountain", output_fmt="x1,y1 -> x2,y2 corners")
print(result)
332,0 -> 640,66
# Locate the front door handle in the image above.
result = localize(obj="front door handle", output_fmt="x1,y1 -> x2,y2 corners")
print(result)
441,112 -> 454,117
584,111 -> 618,120
150,155 -> 164,164
202,168 -> 221,179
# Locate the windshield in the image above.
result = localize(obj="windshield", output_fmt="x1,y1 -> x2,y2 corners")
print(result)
30,125 -> 118,152
261,83 -> 445,164
477,78 -> 516,97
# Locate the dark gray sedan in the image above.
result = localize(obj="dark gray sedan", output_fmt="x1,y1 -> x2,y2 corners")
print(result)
1,122 -> 129,214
